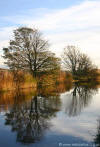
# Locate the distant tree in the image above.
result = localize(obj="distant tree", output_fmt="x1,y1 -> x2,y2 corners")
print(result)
3,27 -> 60,77
62,46 -> 80,75
62,45 -> 97,78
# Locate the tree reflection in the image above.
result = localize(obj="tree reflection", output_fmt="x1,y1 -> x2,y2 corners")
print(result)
65,83 -> 98,116
94,119 -> 100,147
5,93 -> 61,144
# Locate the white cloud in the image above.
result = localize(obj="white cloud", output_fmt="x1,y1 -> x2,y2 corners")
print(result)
0,0 -> 100,67
0,27 -> 15,68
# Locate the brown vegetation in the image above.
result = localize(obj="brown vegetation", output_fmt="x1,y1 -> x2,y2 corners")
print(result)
0,68 -> 73,91
0,67 -> 99,92
0,81 -> 73,112
0,70 -> 37,91
38,70 -> 73,86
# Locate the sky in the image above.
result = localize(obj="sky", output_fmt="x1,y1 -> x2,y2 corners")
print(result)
0,0 -> 100,68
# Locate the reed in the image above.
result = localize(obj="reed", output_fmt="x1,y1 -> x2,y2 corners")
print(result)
0,70 -> 37,91
0,69 -> 73,91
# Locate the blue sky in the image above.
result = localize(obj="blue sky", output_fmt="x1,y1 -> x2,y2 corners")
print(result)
0,0 -> 100,68
0,0 -> 82,16
0,0 -> 83,28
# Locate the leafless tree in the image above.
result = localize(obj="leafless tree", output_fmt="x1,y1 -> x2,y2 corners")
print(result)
62,46 -> 80,75
62,45 -> 96,77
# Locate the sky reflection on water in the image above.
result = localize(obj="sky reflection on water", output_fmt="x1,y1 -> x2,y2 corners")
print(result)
0,83 -> 100,147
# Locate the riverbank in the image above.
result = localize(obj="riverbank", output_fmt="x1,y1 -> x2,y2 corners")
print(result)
0,70 -> 37,91
0,68 -> 100,92
0,69 -> 72,92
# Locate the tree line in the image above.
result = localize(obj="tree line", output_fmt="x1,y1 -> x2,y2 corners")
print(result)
3,27 -> 98,82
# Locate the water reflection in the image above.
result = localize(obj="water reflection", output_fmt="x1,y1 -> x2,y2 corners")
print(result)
64,83 -> 98,116
0,89 -> 37,112
4,92 -> 61,144
94,119 -> 100,147
0,82 -> 100,146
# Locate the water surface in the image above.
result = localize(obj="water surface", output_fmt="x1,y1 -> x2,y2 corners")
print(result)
0,83 -> 100,147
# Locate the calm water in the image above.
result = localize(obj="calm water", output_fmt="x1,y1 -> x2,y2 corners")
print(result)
0,83 -> 100,147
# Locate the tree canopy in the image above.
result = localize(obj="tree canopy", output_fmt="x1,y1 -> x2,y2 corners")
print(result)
3,27 -> 60,77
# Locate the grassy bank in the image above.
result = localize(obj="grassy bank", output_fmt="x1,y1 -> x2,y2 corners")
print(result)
1,68 -> 99,92
0,70 -> 37,91
0,69 -> 72,92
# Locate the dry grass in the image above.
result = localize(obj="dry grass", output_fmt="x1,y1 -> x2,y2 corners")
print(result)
0,70 -> 37,91
0,69 -> 73,91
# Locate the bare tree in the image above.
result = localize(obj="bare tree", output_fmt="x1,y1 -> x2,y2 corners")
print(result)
62,45 -> 96,78
3,27 -> 60,77
62,46 -> 80,75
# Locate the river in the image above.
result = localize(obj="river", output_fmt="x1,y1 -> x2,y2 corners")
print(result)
0,83 -> 100,147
